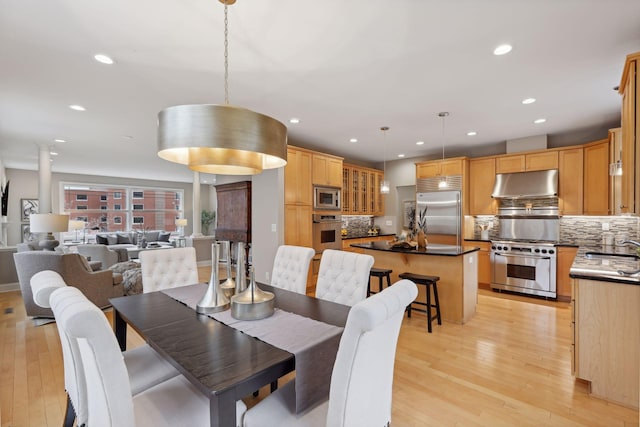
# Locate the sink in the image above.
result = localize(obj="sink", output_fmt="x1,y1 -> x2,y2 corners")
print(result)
584,251 -> 639,260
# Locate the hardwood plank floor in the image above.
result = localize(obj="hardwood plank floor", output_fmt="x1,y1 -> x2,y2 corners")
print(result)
0,275 -> 637,426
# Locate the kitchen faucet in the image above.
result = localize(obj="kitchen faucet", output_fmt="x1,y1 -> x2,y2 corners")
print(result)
621,239 -> 640,247
617,240 -> 640,276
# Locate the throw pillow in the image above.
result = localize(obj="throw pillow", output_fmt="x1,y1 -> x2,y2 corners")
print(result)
117,233 -> 132,244
158,232 -> 171,242
145,231 -> 160,242
96,235 -> 108,245
109,261 -> 139,274
106,234 -> 118,245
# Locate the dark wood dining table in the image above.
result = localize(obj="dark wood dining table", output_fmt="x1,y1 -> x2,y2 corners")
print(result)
110,284 -> 350,427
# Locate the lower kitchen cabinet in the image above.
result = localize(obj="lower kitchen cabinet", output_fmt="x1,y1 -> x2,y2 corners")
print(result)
475,241 -> 491,287
572,278 -> 639,409
556,246 -> 578,301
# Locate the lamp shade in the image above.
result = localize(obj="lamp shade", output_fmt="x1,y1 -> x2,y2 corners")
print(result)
30,214 -> 69,233
68,220 -> 85,231
175,218 -> 188,227
157,104 -> 288,175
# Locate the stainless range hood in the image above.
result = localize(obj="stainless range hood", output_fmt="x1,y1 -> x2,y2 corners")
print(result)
491,169 -> 558,199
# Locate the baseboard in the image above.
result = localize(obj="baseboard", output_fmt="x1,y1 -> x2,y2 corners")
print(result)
0,282 -> 19,292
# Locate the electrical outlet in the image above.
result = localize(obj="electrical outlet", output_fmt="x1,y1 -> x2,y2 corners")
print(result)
265,271 -> 270,281
385,220 -> 393,226
271,223 -> 276,232
602,222 -> 610,231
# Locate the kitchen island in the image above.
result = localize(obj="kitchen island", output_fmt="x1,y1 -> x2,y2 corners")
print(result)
569,246 -> 639,410
351,241 -> 480,324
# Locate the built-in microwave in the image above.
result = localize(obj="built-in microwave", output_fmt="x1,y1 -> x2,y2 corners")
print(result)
314,186 -> 341,210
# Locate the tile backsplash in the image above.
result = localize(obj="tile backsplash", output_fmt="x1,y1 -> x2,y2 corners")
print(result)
342,215 -> 374,235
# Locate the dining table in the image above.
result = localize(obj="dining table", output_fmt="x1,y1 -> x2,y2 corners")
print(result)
110,283 -> 350,427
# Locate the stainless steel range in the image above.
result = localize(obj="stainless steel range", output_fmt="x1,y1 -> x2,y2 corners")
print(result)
489,205 -> 560,299
490,240 -> 557,298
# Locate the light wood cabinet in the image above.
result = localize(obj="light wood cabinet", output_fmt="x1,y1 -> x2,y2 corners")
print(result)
556,246 -> 577,301
573,278 -> 639,409
285,147 -> 312,206
475,241 -> 491,287
495,151 -> 558,173
583,139 -> 610,215
312,153 -> 343,187
609,127 -> 623,215
558,147 -> 584,215
284,204 -> 312,247
618,51 -> 640,214
342,163 -> 385,216
469,157 -> 497,215
416,158 -> 464,179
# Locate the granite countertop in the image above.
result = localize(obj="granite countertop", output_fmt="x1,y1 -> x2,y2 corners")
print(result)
569,244 -> 640,285
351,241 -> 480,256
342,233 -> 395,240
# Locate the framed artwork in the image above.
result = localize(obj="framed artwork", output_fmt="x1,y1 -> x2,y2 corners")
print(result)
21,224 -> 33,243
403,200 -> 416,230
21,198 -> 39,222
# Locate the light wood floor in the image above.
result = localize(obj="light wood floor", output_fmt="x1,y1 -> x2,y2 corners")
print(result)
1,272 -> 638,426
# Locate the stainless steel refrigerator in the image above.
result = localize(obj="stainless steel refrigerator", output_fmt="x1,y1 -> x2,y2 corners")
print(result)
416,190 -> 462,246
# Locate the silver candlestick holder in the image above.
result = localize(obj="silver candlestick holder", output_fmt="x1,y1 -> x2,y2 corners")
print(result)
218,241 -> 236,298
235,241 -> 247,294
196,242 -> 230,314
231,266 -> 274,321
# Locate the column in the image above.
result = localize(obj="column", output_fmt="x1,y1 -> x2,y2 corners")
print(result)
192,171 -> 202,236
38,144 -> 52,213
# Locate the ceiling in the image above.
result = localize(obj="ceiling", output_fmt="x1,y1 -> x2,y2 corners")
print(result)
1,0 -> 639,184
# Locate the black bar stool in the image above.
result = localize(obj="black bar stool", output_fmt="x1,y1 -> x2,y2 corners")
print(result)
368,267 -> 392,297
398,272 -> 442,333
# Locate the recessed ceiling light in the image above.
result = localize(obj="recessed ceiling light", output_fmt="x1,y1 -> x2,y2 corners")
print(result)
493,44 -> 512,55
94,54 -> 114,65
467,131 -> 477,136
69,105 -> 86,111
397,154 -> 405,158
522,98 -> 536,104
50,151 -> 58,156
416,141 -> 424,146
349,138 -> 358,143
288,118 -> 300,124
122,135 -> 133,140
534,118 -> 547,124
54,138 -> 66,143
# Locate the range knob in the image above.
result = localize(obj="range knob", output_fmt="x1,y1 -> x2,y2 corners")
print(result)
549,249 -> 555,254
541,249 -> 548,254
534,248 -> 540,253
491,245 -> 496,250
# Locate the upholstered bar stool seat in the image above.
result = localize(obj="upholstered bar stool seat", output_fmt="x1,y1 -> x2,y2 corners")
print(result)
368,267 -> 392,297
398,272 -> 442,333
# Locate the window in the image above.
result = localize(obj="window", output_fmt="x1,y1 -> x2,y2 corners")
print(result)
100,194 -> 107,201
133,216 -> 144,224
76,194 -> 88,201
114,216 -> 122,224
100,216 -> 107,223
114,204 -> 121,210
77,205 -> 87,210
133,204 -> 144,210
132,191 -> 144,199
100,205 -> 107,210
114,192 -> 122,199
76,216 -> 88,222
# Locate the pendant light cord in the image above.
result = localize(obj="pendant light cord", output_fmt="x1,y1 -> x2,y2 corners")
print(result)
223,1 -> 230,105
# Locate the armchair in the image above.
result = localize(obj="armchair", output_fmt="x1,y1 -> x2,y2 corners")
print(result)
13,251 -> 124,318
76,244 -> 128,269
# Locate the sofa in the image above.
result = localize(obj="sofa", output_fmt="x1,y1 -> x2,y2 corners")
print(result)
13,251 -> 124,318
94,230 -> 173,250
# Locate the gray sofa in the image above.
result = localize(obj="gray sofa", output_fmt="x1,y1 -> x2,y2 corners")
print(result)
13,251 -> 124,318
95,230 -> 173,249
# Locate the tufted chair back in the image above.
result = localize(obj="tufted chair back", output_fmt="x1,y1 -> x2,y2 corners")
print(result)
315,249 -> 374,306
140,247 -> 199,293
270,245 -> 315,294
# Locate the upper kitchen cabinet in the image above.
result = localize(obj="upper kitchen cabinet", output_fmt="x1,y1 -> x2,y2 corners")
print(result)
495,151 -> 558,173
609,128 -> 624,215
469,157 -> 497,215
583,139 -> 609,215
312,153 -> 343,187
618,51 -> 640,214
285,146 -> 312,205
416,157 -> 465,179
342,163 -> 384,216
558,147 -> 584,215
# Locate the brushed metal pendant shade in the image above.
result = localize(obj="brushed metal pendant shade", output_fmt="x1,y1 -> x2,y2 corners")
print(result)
157,104 -> 287,175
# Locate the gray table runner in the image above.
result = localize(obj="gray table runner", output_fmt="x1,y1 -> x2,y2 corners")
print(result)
162,284 -> 343,413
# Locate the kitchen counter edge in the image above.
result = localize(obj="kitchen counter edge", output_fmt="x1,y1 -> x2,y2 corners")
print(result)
351,241 -> 480,256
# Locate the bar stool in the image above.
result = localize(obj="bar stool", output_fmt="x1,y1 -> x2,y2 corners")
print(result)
368,267 -> 392,297
398,272 -> 442,333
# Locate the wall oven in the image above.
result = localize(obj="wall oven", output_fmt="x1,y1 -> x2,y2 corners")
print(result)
314,186 -> 341,211
312,214 -> 342,253
490,241 -> 557,298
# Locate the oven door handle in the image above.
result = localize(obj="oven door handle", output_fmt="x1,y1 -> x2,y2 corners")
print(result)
493,253 -> 552,261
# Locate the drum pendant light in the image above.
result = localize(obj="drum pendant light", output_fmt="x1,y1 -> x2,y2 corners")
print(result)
157,0 -> 287,175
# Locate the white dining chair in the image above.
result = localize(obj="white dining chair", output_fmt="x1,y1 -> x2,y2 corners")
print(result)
140,246 -> 199,293
30,270 -> 180,427
243,279 -> 418,426
270,245 -> 316,294
315,249 -> 374,306
50,286 -> 247,427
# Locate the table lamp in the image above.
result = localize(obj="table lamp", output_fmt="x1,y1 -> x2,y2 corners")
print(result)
30,213 -> 70,250
175,218 -> 188,237
68,220 -> 85,243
